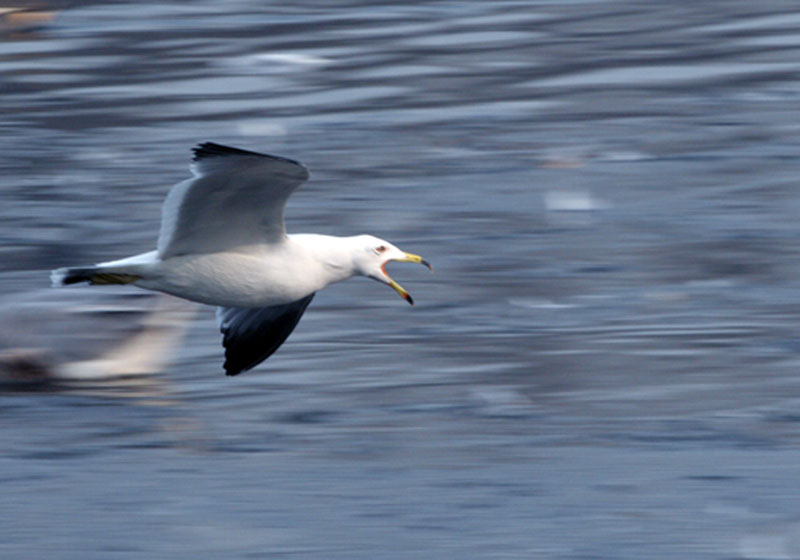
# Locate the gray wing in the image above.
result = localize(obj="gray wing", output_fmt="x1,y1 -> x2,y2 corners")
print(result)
216,293 -> 315,376
157,142 -> 310,259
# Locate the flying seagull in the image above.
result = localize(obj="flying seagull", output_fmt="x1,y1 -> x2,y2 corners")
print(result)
52,142 -> 431,376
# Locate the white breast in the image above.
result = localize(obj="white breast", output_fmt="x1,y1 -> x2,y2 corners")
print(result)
138,235 -> 357,308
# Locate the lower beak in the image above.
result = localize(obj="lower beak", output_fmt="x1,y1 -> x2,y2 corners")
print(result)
382,252 -> 432,306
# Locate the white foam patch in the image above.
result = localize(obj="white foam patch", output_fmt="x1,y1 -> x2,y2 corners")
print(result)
250,52 -> 333,66
508,298 -> 576,310
597,150 -> 650,162
235,120 -> 287,137
544,190 -> 608,211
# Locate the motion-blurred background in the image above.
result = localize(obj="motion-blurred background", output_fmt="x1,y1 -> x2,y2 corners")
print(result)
3,2 -> 800,558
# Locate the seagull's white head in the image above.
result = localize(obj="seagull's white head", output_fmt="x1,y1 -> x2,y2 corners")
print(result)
352,235 -> 432,305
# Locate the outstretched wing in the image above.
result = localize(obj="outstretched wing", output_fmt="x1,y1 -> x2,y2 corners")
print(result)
157,142 -> 310,259
216,293 -> 315,376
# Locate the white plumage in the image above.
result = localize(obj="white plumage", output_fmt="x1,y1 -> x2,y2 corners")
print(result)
52,143 -> 430,376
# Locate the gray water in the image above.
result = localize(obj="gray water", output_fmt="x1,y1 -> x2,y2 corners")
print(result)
3,1 -> 800,558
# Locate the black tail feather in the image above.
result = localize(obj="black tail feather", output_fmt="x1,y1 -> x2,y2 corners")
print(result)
51,267 -> 140,287
51,267 -> 97,286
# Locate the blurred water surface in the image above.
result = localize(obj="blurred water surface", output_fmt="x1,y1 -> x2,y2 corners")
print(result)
3,1 -> 800,558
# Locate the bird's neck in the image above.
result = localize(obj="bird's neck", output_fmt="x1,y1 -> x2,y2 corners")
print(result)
287,233 -> 361,287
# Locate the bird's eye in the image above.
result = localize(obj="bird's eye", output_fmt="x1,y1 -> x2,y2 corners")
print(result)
376,245 -> 387,254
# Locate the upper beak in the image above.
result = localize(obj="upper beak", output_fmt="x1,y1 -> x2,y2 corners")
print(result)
381,252 -> 433,306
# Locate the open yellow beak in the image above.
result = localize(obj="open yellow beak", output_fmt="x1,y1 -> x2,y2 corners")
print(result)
382,252 -> 432,306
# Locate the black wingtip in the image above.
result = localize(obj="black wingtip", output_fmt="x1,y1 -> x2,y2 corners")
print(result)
193,142 -> 262,161
192,142 -> 305,169
221,340 -> 252,377
217,293 -> 316,378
